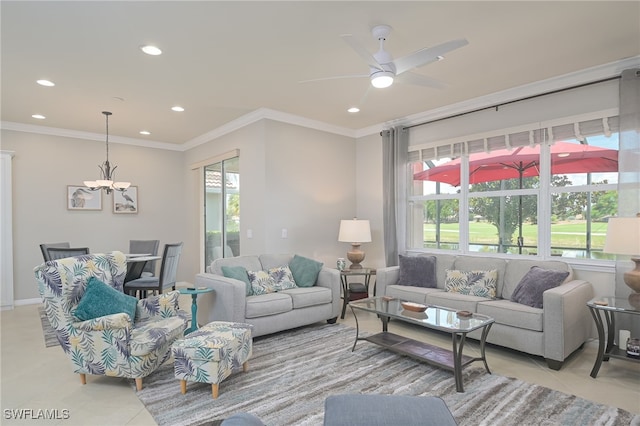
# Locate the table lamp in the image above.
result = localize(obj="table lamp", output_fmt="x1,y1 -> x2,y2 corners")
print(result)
338,218 -> 371,269
603,213 -> 640,308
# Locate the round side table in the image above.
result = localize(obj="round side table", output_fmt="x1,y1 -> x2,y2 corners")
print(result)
179,287 -> 214,334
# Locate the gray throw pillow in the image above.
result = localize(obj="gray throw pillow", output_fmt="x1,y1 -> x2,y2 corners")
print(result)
398,255 -> 436,288
511,266 -> 570,308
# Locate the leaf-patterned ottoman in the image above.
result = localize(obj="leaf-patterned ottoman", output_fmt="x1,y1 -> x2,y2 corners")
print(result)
172,321 -> 253,399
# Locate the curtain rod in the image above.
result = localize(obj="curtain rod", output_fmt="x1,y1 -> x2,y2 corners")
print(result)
403,75 -> 621,131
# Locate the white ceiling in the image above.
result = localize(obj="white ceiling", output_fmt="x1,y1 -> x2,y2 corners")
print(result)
2,1 -> 639,147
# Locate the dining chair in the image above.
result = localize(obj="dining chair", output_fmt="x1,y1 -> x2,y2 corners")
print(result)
45,247 -> 90,261
124,242 -> 183,298
129,239 -> 160,277
40,242 -> 70,262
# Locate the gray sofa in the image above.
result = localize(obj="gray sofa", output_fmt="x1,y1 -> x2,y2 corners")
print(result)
195,254 -> 341,337
376,253 -> 594,370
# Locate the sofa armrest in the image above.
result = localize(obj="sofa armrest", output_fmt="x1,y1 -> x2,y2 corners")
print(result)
316,267 -> 341,318
195,273 -> 247,325
543,279 -> 594,363
375,266 -> 399,296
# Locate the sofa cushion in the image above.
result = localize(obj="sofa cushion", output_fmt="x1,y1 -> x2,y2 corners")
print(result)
453,256 -> 507,297
245,293 -> 293,318
444,269 -> 497,298
268,266 -> 297,291
211,255 -> 262,276
398,255 -> 436,288
427,291 -> 491,313
386,285 -> 440,304
503,259 -> 571,300
477,299 -> 544,332
221,265 -> 252,296
247,270 -> 277,295
419,252 -> 456,290
259,254 -> 294,270
289,255 -> 323,287
281,286 -> 332,309
74,276 -> 138,322
511,266 -> 570,308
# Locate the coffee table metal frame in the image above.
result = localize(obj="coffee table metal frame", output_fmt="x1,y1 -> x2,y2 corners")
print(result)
349,296 -> 494,392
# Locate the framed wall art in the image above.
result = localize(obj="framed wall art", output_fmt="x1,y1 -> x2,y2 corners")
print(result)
67,185 -> 102,210
113,186 -> 138,214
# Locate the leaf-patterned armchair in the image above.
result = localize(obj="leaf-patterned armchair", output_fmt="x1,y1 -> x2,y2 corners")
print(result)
34,251 -> 188,390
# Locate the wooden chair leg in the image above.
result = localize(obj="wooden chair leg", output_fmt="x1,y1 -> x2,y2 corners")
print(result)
212,383 -> 219,399
243,361 -> 249,372
79,373 -> 86,385
135,378 -> 143,391
180,380 -> 187,394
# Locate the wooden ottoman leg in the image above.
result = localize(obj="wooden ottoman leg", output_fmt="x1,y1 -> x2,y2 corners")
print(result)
212,383 -> 219,399
79,373 -> 86,385
180,379 -> 187,394
243,361 -> 249,372
135,378 -> 143,391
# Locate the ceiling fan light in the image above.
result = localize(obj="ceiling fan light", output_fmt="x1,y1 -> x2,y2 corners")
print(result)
371,72 -> 394,88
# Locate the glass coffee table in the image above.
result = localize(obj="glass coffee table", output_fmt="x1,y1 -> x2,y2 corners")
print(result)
349,296 -> 494,392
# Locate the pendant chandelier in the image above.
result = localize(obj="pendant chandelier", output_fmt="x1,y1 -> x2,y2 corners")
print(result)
84,111 -> 131,194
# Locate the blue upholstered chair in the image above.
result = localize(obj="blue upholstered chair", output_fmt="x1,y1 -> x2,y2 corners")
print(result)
34,251 -> 188,390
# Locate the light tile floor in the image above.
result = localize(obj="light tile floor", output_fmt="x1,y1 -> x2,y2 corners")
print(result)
1,298 -> 638,425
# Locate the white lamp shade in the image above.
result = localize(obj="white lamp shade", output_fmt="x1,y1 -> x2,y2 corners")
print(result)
338,219 -> 371,243
603,216 -> 640,255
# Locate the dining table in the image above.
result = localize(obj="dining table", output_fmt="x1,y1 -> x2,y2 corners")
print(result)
124,254 -> 161,283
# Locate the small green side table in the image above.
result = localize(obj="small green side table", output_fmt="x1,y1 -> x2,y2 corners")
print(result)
179,286 -> 214,334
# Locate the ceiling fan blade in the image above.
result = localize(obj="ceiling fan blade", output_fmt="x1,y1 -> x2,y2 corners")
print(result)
340,34 -> 384,71
299,74 -> 369,84
393,38 -> 469,75
395,71 -> 447,89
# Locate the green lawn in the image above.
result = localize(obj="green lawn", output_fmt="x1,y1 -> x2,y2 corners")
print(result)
423,221 -> 607,249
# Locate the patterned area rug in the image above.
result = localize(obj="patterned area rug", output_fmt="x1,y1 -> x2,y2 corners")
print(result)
38,306 -> 58,348
132,323 -> 638,426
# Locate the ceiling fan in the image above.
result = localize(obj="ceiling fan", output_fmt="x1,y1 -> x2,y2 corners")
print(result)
303,25 -> 468,90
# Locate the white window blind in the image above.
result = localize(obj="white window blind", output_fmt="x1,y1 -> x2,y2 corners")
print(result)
410,115 -> 619,162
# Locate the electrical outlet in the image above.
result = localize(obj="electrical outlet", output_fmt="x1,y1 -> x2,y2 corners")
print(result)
247,229 -> 253,239
281,228 -> 288,238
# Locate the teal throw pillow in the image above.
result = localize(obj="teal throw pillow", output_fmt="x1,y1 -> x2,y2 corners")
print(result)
74,276 -> 138,322
222,265 -> 253,296
289,255 -> 323,288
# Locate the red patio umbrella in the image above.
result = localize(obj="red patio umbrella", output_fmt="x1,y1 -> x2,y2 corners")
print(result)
413,141 -> 618,253
414,141 -> 618,186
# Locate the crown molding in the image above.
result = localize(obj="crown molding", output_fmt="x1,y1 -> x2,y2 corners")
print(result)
182,107 -> 357,150
373,56 -> 640,135
0,121 -> 183,151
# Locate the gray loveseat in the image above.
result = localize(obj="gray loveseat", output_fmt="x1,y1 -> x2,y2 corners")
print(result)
195,254 -> 341,337
376,253 -> 594,370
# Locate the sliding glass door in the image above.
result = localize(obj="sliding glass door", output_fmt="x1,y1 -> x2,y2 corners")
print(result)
204,156 -> 239,268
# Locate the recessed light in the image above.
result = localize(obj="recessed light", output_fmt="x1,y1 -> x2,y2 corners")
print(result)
557,153 -> 570,158
171,106 -> 185,112
36,79 -> 55,87
141,45 -> 162,56
139,130 -> 151,135
32,114 -> 46,119
347,107 -> 360,113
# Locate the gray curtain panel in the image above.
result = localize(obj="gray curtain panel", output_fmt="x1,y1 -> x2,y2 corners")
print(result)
382,126 -> 409,267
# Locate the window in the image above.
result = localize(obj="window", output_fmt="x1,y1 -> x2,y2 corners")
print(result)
204,155 -> 240,267
408,116 -> 619,260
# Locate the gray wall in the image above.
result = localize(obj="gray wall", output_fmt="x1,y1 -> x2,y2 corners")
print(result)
4,118 -> 359,302
2,130 -> 186,301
